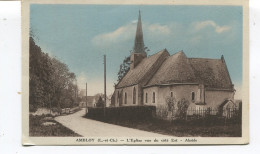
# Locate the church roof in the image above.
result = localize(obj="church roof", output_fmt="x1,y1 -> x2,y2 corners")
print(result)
116,50 -> 233,89
146,51 -> 197,86
116,49 -> 169,88
145,51 -> 233,89
188,57 -> 233,89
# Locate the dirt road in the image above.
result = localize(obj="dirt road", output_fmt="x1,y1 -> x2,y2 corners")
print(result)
55,109 -> 168,137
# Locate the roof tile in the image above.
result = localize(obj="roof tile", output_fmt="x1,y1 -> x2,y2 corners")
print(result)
116,49 -> 169,88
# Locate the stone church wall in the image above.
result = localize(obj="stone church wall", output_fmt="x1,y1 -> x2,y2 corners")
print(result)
114,84 -> 234,110
114,85 -> 141,107
143,84 -> 199,107
142,86 -> 159,105
204,90 -> 234,109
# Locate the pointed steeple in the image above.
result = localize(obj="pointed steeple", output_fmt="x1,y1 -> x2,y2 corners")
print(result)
133,10 -> 146,55
130,10 -> 147,70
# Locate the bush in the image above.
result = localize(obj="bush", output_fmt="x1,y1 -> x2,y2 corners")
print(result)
86,106 -> 156,122
157,97 -> 190,121
176,98 -> 190,120
29,114 -> 81,137
29,104 -> 37,112
156,105 -> 169,119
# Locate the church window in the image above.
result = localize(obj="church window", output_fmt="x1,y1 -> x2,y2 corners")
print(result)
124,92 -> 127,104
171,92 -> 173,97
117,91 -> 119,104
145,93 -> 148,103
152,92 -> 155,103
192,92 -> 195,101
133,87 -> 136,104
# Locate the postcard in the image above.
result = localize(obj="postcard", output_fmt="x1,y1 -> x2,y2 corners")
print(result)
22,0 -> 249,145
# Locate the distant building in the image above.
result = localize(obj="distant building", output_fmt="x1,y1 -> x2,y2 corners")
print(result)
86,96 -> 97,107
105,94 -> 113,107
86,95 -> 113,108
111,11 -> 235,110
79,101 -> 86,108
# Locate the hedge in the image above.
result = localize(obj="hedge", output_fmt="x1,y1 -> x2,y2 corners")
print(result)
85,105 -> 156,122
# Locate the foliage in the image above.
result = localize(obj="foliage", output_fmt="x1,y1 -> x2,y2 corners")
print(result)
165,96 -> 176,111
116,46 -> 149,83
159,97 -> 190,120
156,97 -> 177,120
156,105 -> 169,119
105,117 -> 241,137
176,98 -> 190,119
29,114 -> 81,136
96,96 -> 105,108
117,56 -> 131,83
29,37 -> 78,112
86,105 -> 241,137
86,106 -> 156,121
144,46 -> 150,53
94,93 -> 104,99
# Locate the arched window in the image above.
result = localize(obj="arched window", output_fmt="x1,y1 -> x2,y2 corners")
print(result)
171,92 -> 173,97
145,93 -> 148,103
133,87 -> 136,104
152,92 -> 155,103
124,92 -> 127,104
117,91 -> 120,104
192,92 -> 195,101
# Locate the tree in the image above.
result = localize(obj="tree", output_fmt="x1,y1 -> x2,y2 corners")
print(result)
165,96 -> 176,111
96,96 -> 105,108
29,36 -> 78,112
117,56 -> 131,83
50,58 -> 77,108
29,37 -> 53,111
164,97 -> 189,120
116,46 -> 150,83
144,46 -> 150,53
176,98 -> 190,120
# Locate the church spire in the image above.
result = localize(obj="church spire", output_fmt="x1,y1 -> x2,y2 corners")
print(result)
133,10 -> 146,55
130,10 -> 147,70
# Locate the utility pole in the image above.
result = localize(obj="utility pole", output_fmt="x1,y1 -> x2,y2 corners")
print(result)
75,85 -> 77,106
104,55 -> 106,117
86,82 -> 88,105
74,79 -> 78,106
85,82 -> 88,114
49,94 -> 51,114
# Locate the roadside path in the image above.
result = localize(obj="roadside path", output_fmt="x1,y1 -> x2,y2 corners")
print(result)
55,109 -> 169,137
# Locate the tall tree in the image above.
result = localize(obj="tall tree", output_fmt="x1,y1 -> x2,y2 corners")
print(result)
96,96 -> 105,108
29,36 -> 78,112
117,56 -> 131,83
29,37 -> 53,111
116,47 -> 149,84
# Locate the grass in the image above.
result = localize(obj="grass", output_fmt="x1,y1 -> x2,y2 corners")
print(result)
100,118 -> 241,137
29,114 -> 81,137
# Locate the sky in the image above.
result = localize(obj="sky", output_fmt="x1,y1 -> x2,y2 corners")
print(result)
30,5 -> 243,98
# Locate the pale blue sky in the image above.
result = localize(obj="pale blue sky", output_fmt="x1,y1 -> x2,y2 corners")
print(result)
30,5 -> 243,97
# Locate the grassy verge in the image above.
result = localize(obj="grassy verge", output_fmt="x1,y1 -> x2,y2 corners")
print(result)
29,114 -> 81,137
99,118 -> 241,137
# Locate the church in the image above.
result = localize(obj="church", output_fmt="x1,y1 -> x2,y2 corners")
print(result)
111,11 -> 235,110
